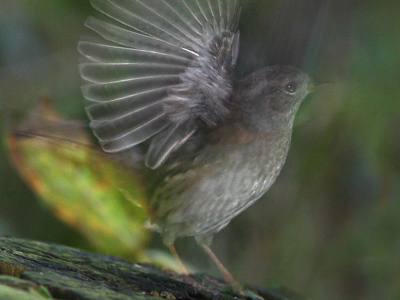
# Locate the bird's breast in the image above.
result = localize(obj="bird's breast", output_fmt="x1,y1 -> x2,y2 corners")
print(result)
150,127 -> 293,238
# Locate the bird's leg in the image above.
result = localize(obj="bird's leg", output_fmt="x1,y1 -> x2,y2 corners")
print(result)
167,243 -> 190,276
200,243 -> 242,290
196,235 -> 242,290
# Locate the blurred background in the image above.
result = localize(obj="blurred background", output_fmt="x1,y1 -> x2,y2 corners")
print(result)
0,0 -> 399,299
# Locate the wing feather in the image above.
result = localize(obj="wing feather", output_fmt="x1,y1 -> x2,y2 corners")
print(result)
86,88 -> 168,121
79,0 -> 241,168
78,40 -> 191,65
146,121 -> 195,169
83,17 -> 195,58
100,115 -> 169,152
81,75 -> 181,102
79,62 -> 185,84
91,0 -> 199,49
91,103 -> 164,141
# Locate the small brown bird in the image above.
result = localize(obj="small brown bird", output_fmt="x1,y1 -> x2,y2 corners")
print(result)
78,0 -> 315,286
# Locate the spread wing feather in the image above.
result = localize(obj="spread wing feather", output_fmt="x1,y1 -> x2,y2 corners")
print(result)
79,0 -> 241,168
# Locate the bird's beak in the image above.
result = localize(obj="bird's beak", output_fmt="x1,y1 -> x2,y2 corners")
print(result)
307,81 -> 331,93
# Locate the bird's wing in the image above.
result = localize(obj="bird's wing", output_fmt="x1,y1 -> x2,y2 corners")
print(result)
78,0 -> 241,169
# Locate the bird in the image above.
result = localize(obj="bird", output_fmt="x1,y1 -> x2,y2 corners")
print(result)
78,0 -> 316,287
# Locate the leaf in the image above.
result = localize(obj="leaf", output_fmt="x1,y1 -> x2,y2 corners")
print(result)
5,96 -> 151,260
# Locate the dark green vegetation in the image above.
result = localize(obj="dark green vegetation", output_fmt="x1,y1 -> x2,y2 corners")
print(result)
0,1 -> 399,299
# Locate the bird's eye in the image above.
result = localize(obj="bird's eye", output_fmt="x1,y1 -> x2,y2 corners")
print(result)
285,83 -> 297,93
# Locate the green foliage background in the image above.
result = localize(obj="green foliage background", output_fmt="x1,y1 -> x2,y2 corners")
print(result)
0,1 -> 399,299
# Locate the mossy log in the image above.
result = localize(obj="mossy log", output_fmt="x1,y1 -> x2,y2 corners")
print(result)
0,236 -> 304,300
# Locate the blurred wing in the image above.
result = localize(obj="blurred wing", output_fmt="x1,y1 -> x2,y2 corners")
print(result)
78,0 -> 240,169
